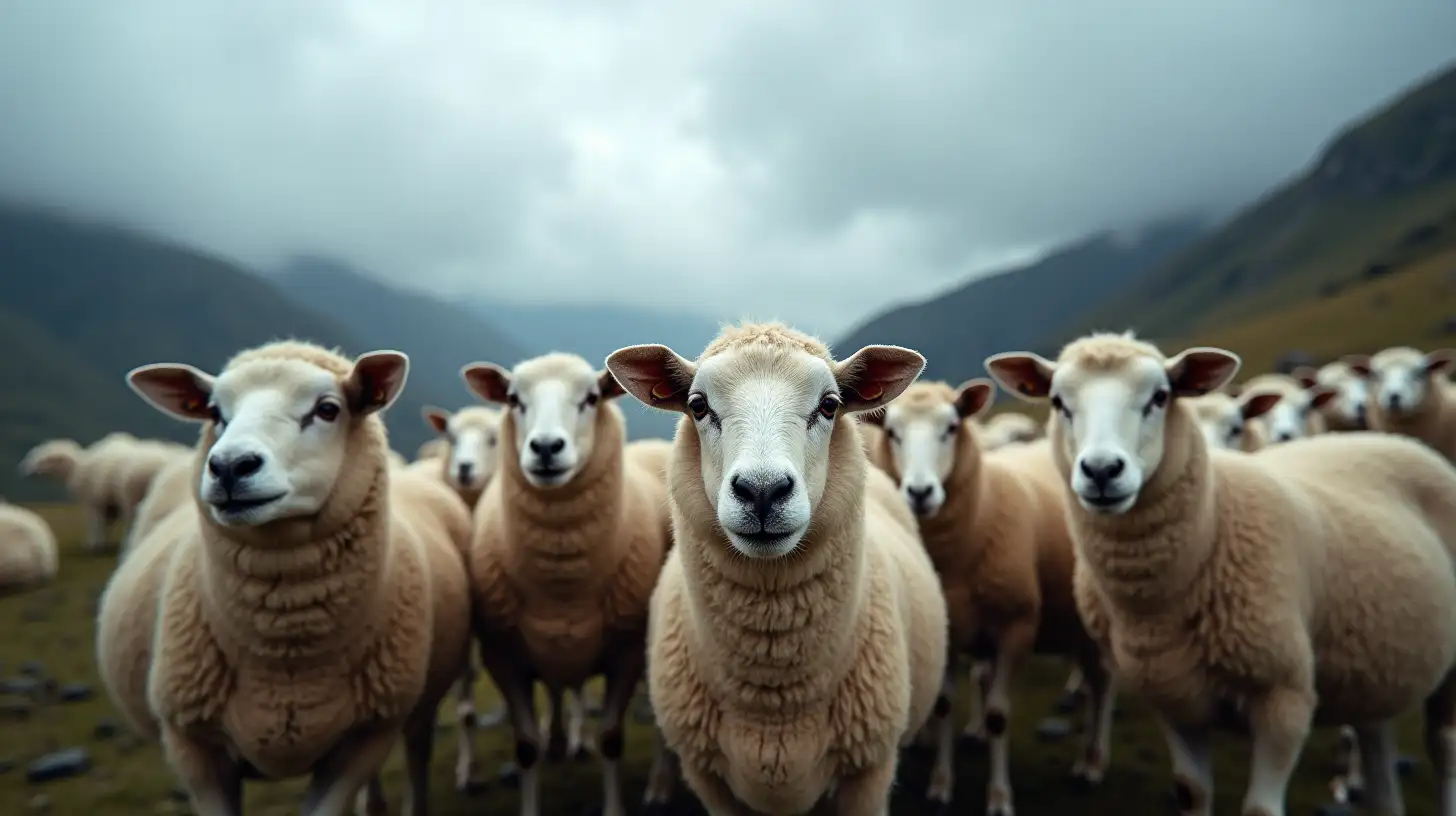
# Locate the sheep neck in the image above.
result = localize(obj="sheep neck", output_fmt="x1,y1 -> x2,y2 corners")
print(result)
913,424 -> 987,572
1064,404 -> 1217,616
497,406 -> 628,589
672,419 -> 867,720
194,429 -> 393,670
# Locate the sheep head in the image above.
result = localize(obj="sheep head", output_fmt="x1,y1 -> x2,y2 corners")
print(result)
127,342 -> 408,528
860,379 -> 992,518
423,405 -> 502,492
607,321 -> 924,559
1344,346 -> 1455,419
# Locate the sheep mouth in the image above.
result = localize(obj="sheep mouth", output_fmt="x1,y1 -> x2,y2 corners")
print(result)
1079,491 -> 1133,512
526,465 -> 570,482
209,493 -> 285,515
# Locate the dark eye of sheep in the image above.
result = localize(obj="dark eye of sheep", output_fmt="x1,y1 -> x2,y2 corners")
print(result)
507,392 -> 523,410
207,403 -> 226,427
1051,395 -> 1072,419
686,393 -> 709,421
817,394 -> 840,420
314,401 -> 341,423
582,392 -> 599,410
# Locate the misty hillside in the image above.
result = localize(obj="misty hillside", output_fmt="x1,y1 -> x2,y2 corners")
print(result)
1061,59 -> 1456,345
834,221 -> 1205,386
270,257 -> 529,451
0,204 -> 365,500
476,300 -> 721,441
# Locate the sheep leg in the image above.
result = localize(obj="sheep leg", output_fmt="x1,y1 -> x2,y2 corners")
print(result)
453,657 -> 482,791
1240,685 -> 1314,816
159,726 -> 243,816
543,684 -> 570,761
598,659 -> 646,816
642,726 -> 680,810
833,757 -> 898,816
401,712 -> 437,816
983,626 -> 1032,816
352,776 -> 388,816
960,658 -> 991,746
564,684 -> 587,757
926,660 -> 957,810
85,505 -> 108,553
1351,721 -> 1403,816
1423,672 -> 1456,816
1072,655 -> 1115,786
1330,725 -> 1365,804
1157,716 -> 1213,816
490,663 -> 544,816
1057,664 -> 1087,714
299,726 -> 401,816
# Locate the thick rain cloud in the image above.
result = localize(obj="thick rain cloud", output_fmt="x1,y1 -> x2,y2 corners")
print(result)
0,0 -> 1451,333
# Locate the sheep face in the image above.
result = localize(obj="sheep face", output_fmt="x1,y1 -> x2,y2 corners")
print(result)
127,350 -> 409,527
462,353 -> 626,489
986,343 -> 1240,516
870,379 -> 993,518
424,406 -> 501,492
606,338 -> 924,559
1311,363 -> 1369,429
1346,347 -> 1455,418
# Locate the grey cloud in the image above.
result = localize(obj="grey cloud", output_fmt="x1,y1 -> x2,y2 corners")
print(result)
0,0 -> 1452,336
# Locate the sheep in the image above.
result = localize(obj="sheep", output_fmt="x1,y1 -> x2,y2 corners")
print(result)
107,340 -> 472,816
1345,346 -> 1456,460
859,379 -> 1113,814
0,497 -> 59,592
979,410 -> 1043,450
461,351 -> 678,816
421,404 -> 504,507
604,321 -> 949,816
1233,373 -> 1326,444
1293,362 -> 1370,433
986,331 -> 1456,816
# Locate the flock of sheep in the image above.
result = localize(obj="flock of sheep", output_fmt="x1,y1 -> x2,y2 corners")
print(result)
3,323 -> 1456,816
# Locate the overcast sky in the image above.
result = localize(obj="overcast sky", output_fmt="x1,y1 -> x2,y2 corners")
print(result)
1,1 -> 1452,335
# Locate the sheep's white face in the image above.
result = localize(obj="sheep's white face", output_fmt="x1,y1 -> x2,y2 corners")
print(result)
462,353 -> 626,489
1315,365 -> 1369,428
1185,393 -> 1248,451
127,351 -> 408,528
426,407 -> 500,492
1354,348 -> 1453,418
606,338 -> 924,560
987,345 -> 1240,516
873,381 -> 992,518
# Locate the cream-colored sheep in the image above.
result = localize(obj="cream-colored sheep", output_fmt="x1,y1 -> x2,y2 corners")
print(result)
605,321 -> 949,816
860,381 -> 1113,814
980,410 -> 1043,450
1233,373 -> 1327,444
987,332 -> 1456,816
103,340 -> 472,816
1346,346 -> 1456,461
462,351 -> 678,816
0,498 -> 59,592
1182,391 -> 1271,453
1293,362 -> 1370,433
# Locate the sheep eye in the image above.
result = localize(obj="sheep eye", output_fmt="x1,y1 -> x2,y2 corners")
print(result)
1151,389 -> 1170,409
686,393 -> 710,421
885,428 -> 900,444
487,435 -> 497,447
314,400 -> 341,423
582,392 -> 599,410
1229,424 -> 1243,437
208,403 -> 226,427
945,423 -> 959,437
817,394 -> 841,420
507,392 -> 522,410
1051,395 -> 1071,418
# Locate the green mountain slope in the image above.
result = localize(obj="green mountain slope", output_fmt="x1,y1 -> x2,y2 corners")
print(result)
0,204 -> 390,500
270,257 -> 530,451
1057,59 -> 1456,345
834,221 -> 1204,386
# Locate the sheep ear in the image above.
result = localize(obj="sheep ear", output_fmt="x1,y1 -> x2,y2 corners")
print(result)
953,378 -> 996,419
984,352 -> 1055,402
835,345 -> 925,414
1425,349 -> 1456,376
1166,347 -> 1241,398
127,363 -> 217,422
1308,385 -> 1339,411
858,408 -> 886,427
422,406 -> 451,434
1343,354 -> 1373,378
461,362 -> 513,405
1291,366 -> 1319,389
605,344 -> 697,413
1239,390 -> 1283,420
597,369 -> 628,401
346,350 -> 410,415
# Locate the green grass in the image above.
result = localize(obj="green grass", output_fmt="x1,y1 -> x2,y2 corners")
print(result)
0,504 -> 1443,814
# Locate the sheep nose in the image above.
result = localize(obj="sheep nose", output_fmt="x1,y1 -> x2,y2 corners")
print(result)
208,452 -> 263,493
1078,454 -> 1125,490
457,462 -> 474,483
528,436 -> 566,458
1274,431 -> 1294,443
904,484 -> 936,514
1355,403 -> 1368,427
1386,393 -> 1404,412
730,471 -> 795,523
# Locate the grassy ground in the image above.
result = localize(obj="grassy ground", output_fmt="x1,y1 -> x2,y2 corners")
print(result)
0,503 -> 1442,814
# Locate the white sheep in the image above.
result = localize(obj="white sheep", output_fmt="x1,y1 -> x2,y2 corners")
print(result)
462,351 -> 679,816
605,321 -> 949,815
0,497 -> 58,592
102,340 -> 473,816
987,331 -> 1456,816
1292,362 -> 1370,432
1345,346 -> 1456,460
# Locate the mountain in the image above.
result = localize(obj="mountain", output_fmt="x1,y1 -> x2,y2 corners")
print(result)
0,203 -> 360,500
833,221 -> 1205,387
270,257 -> 529,453
475,300 -> 723,441
1057,59 -> 1456,346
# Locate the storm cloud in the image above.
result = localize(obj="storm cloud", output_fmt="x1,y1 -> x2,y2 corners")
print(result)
0,0 -> 1451,333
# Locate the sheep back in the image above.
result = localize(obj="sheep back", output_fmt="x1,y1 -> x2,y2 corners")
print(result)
0,501 -> 59,590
